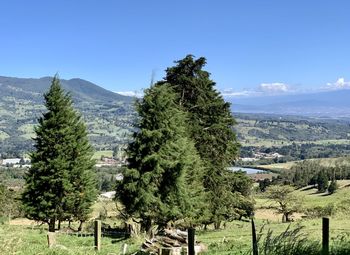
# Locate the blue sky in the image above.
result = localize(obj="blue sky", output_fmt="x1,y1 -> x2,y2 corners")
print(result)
1,0 -> 350,97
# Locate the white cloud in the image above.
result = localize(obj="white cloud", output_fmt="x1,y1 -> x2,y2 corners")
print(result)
222,82 -> 293,98
326,78 -> 350,90
115,91 -> 143,98
258,82 -> 290,92
221,89 -> 260,97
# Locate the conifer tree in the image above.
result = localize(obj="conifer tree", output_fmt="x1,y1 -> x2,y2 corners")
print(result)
317,170 -> 329,193
116,84 -> 204,231
156,55 -> 243,228
328,179 -> 337,194
22,76 -> 97,232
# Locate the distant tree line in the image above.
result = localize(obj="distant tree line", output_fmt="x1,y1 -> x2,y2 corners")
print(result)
258,160 -> 346,194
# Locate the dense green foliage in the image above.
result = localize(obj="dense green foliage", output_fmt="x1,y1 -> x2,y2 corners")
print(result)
0,184 -> 22,222
21,76 -> 97,231
116,56 -> 253,230
328,179 -> 338,194
317,170 -> 329,192
156,55 -> 246,228
277,159 -> 350,192
116,84 -> 205,231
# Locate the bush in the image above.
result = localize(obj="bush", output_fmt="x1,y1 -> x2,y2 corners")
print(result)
304,204 -> 335,218
328,180 -> 338,194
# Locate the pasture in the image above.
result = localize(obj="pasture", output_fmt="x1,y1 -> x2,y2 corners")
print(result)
3,180 -> 350,255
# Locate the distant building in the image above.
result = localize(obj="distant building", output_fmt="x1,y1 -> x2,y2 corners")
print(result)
1,158 -> 21,165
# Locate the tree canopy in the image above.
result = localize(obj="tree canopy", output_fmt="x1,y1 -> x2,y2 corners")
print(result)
266,185 -> 303,222
117,55 -> 251,231
156,55 -> 243,228
21,76 -> 97,232
116,84 -> 205,231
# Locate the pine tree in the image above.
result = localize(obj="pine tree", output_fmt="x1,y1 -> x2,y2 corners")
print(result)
116,84 -> 204,232
21,76 -> 97,232
317,170 -> 329,193
328,179 -> 338,194
156,55 -> 242,228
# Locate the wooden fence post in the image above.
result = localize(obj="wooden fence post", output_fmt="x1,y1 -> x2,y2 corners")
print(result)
251,219 -> 259,255
121,243 -> 128,254
188,228 -> 195,255
47,232 -> 56,248
94,220 -> 101,251
322,217 -> 329,255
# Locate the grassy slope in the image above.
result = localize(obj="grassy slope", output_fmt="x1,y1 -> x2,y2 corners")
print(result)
4,182 -> 350,255
258,156 -> 350,171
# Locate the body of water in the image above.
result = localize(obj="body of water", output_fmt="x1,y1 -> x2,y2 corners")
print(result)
229,166 -> 267,174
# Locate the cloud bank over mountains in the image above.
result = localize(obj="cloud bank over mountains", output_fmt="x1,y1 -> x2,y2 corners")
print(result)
326,78 -> 350,90
115,90 -> 143,98
114,78 -> 350,100
222,78 -> 350,98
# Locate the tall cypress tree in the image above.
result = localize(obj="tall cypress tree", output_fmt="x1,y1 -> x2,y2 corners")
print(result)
116,84 -> 204,231
22,76 -> 97,232
156,55 -> 242,228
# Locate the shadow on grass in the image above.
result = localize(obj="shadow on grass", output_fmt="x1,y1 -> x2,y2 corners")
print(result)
300,186 -> 316,191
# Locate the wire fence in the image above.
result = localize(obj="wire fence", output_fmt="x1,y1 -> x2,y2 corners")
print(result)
46,218 -> 350,255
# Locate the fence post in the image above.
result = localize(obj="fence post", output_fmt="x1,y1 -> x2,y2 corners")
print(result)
121,243 -> 128,254
251,219 -> 259,255
322,217 -> 329,255
94,220 -> 101,251
47,232 -> 56,248
188,227 -> 195,255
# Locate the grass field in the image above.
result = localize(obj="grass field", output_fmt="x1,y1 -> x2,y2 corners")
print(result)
3,181 -> 350,255
92,150 -> 113,160
258,156 -> 350,171
3,217 -> 350,255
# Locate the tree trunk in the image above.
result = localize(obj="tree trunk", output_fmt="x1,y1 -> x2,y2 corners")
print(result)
57,220 -> 61,230
285,213 -> 290,222
214,221 -> 221,229
142,218 -> 152,234
48,218 -> 56,232
78,220 -> 83,232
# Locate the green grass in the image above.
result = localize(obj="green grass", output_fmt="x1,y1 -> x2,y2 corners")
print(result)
0,224 -> 141,255
3,217 -> 350,255
259,157 -> 350,171
92,151 -> 113,160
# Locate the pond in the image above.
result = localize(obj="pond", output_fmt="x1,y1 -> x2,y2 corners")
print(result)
228,166 -> 267,175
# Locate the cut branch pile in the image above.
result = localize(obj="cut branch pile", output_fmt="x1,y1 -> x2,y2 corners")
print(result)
140,229 -> 204,254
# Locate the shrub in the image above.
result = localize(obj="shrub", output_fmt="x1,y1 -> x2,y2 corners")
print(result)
305,204 -> 335,218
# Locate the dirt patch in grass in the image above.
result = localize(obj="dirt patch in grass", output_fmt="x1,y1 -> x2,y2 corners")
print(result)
9,218 -> 38,226
255,209 -> 304,222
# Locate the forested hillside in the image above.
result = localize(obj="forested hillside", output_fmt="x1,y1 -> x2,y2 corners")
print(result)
235,113 -> 350,162
1,76 -> 350,161
0,76 -> 135,156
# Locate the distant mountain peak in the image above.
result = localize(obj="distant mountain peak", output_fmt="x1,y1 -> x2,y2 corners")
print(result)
0,75 -> 132,103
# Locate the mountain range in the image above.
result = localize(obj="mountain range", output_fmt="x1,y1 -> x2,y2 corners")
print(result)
0,76 -> 135,156
1,74 -> 350,157
0,76 -> 131,104
227,89 -> 350,118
